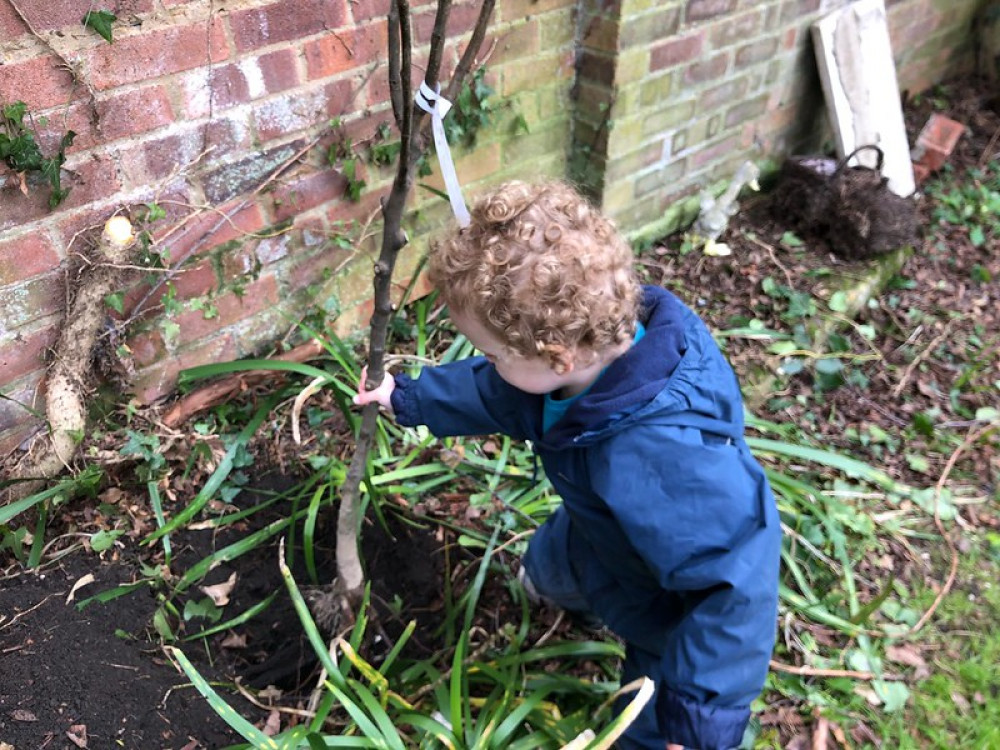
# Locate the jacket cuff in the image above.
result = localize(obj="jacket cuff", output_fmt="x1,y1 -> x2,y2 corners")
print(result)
389,374 -> 420,427
657,688 -> 749,750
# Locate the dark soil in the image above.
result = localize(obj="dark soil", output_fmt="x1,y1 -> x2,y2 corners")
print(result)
2,74 -> 998,749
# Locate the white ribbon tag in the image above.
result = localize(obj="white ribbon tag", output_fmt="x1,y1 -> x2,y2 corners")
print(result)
415,81 -> 471,228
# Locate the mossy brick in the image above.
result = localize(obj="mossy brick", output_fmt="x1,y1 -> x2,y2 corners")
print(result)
0,275 -> 63,336
501,124 -> 568,166
230,0 -> 347,52
599,177 -> 636,215
640,99 -> 697,138
539,7 -> 576,47
86,18 -> 228,90
500,0 -> 575,24
491,19 -> 541,64
650,31 -> 705,72
634,157 -> 690,198
725,93 -> 769,129
606,117 -> 647,159
736,38 -> 780,68
615,48 -> 653,85
0,55 -> 79,112
639,70 -> 676,107
685,0 -> 737,24
620,6 -> 681,48
689,133 -> 741,169
604,141 -> 665,182
709,9 -> 763,49
609,193 -> 668,232
574,79 -> 615,119
0,232 -> 61,286
578,49 -> 618,87
501,51 -> 571,96
538,85 -> 574,123
426,142 -> 503,193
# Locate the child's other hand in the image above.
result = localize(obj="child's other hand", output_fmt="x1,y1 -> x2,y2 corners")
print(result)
352,366 -> 396,414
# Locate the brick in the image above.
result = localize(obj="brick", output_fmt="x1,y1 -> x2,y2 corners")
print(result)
640,99 -> 697,137
351,0 -> 391,22
604,142 -> 667,182
577,50 -> 616,87
491,19 -> 541,64
500,0 -> 574,23
0,375 -> 44,435
684,52 -> 729,84
634,158 -> 689,198
173,275 -> 280,347
96,85 -> 174,141
501,123 -> 567,166
698,76 -> 750,111
779,0 -> 821,24
127,330 -> 168,367
230,0 -> 348,52
285,245 -> 354,295
425,142 -> 502,192
501,51 -> 572,96
304,22 -> 388,80
132,334 -> 238,404
685,0 -> 736,24
254,80 -> 352,141
736,38 -> 780,68
414,1 -> 490,44
258,48 -> 301,94
580,13 -> 619,53
724,93 -> 769,128
690,133 -> 741,169
0,55 -> 78,112
620,6 -> 681,48
1,424 -> 40,459
0,275 -> 63,335
640,71 -> 676,107
0,1 -> 29,39
6,0 -> 153,33
87,19 -> 229,90
201,140 -> 305,205
158,202 -> 267,263
709,9 -> 763,48
0,232 -> 61,286
650,32 -> 704,71
0,325 -> 57,383
270,169 -> 350,222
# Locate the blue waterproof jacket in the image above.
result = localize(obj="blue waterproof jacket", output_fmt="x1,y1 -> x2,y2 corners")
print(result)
390,285 -> 781,749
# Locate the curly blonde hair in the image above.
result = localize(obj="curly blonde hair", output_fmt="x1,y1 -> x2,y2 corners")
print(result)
427,180 -> 640,368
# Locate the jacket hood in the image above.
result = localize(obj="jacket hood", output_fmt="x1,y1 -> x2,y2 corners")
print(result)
538,285 -> 744,450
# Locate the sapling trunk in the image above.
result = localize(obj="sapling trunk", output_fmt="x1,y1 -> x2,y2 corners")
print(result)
316,0 -> 495,630
4,216 -> 136,503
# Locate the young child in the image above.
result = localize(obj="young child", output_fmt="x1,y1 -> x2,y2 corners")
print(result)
354,180 -> 781,750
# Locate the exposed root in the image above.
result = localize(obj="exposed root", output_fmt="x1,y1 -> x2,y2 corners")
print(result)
3,217 -> 137,503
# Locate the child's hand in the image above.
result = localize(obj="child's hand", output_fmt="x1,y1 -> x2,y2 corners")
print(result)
352,366 -> 396,414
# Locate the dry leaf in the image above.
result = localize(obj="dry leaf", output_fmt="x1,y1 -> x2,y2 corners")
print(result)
66,573 -> 96,604
66,723 -> 88,748
885,644 -> 927,668
200,572 -> 237,607
221,632 -> 247,649
951,691 -> 971,714
12,709 -> 37,721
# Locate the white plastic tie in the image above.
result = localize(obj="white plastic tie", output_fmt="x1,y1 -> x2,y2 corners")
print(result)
415,81 -> 471,228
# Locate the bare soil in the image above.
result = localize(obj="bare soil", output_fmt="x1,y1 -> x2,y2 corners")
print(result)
2,74 -> 998,749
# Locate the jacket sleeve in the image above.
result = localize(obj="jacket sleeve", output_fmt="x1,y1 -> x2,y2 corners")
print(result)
588,426 -> 781,750
390,356 -> 540,441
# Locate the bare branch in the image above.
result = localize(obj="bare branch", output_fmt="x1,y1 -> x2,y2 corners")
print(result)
425,0 -> 453,90
388,2 -> 403,130
443,0 -> 496,103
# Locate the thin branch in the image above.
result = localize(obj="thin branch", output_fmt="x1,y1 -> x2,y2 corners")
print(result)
425,0 -> 453,91
388,2 -> 403,129
443,0 -> 496,103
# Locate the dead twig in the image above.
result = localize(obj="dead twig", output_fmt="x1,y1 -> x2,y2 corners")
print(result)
769,659 -> 901,682
890,318 -> 957,398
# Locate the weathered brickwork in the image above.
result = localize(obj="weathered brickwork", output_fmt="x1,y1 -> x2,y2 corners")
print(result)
0,0 -> 980,452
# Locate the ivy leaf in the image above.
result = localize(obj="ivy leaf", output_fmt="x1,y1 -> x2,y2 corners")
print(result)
105,292 -> 125,314
83,10 -> 117,43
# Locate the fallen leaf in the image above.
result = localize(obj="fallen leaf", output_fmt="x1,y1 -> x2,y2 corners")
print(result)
66,723 -> 88,748
221,632 -> 247,649
66,573 -> 96,604
200,572 -> 237,607
12,709 -> 37,721
885,643 -> 927,669
952,691 -> 971,714
262,709 -> 281,736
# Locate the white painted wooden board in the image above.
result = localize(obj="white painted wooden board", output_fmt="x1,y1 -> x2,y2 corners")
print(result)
811,0 -> 916,197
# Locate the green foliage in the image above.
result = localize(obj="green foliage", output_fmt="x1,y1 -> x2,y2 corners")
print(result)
927,166 -> 1000,247
444,67 -> 494,149
0,100 -> 75,208
82,9 -> 117,43
326,118 -> 366,203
